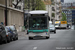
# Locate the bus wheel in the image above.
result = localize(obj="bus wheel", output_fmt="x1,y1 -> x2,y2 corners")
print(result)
54,31 -> 56,34
29,37 -> 33,40
46,37 -> 49,39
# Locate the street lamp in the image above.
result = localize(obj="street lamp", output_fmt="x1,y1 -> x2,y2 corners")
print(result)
5,0 -> 7,26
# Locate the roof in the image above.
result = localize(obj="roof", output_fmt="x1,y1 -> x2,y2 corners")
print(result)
29,10 -> 48,14
42,0 -> 51,5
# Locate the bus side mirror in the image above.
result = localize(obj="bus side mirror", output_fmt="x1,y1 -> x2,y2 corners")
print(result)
48,16 -> 50,20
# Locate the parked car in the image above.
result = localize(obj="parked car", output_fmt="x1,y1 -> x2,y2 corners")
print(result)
6,26 -> 18,41
0,25 -> 10,44
67,24 -> 71,29
5,27 -> 13,41
49,24 -> 56,33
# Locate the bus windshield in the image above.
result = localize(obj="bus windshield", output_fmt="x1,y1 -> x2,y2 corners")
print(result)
55,24 -> 60,26
29,17 -> 47,30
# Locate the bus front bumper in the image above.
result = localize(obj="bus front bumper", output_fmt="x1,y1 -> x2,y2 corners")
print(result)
28,32 -> 50,37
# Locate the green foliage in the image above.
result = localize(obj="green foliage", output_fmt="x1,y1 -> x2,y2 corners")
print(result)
52,13 -> 55,17
51,0 -> 54,2
12,0 -> 14,1
35,0 -> 46,10
24,0 -> 30,9
24,0 -> 46,10
61,13 -> 67,21
67,7 -> 75,9
51,0 -> 55,5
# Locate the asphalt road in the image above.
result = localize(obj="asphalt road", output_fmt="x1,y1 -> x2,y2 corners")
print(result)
0,29 -> 75,50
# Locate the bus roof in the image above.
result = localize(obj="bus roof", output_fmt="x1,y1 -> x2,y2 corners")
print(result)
29,10 -> 48,14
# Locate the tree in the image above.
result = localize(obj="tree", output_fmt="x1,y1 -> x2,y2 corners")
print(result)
51,0 -> 55,5
61,13 -> 67,21
35,0 -> 46,10
13,0 -> 22,8
24,0 -> 46,10
31,0 -> 35,10
52,13 -> 55,17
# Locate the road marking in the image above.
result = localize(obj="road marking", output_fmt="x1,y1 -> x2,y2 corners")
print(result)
33,47 -> 37,50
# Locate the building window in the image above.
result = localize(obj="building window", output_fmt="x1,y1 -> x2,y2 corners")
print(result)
17,6 -> 21,10
52,13 -> 55,17
52,7 -> 55,11
66,11 -> 67,13
66,14 -> 67,16
64,11 -> 66,13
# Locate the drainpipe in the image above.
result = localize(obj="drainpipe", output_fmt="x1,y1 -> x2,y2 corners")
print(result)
5,0 -> 7,26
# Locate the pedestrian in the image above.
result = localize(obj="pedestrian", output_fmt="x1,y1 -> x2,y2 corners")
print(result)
27,30 -> 29,34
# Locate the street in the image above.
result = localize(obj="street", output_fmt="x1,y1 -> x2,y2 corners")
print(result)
0,29 -> 75,50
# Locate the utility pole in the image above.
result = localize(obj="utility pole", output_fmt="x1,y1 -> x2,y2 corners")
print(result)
5,0 -> 7,26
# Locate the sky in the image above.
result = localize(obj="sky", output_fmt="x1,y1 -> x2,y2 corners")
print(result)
64,0 -> 75,3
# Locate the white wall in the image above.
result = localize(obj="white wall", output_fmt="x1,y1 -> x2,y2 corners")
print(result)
0,6 -> 24,32
46,5 -> 51,20
0,7 -> 5,24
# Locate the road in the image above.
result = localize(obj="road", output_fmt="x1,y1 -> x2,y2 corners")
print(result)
0,29 -> 75,50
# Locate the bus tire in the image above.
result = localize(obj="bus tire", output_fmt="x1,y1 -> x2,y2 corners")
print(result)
46,37 -> 49,39
54,31 -> 56,34
0,40 -> 2,44
4,37 -> 7,44
29,37 -> 33,40
0,36 -> 2,44
16,37 -> 18,40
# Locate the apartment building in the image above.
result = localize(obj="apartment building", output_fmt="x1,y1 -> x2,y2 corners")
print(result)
62,9 -> 75,25
13,0 -> 24,10
0,0 -> 12,7
55,0 -> 62,20
61,0 -> 64,3
61,2 -> 75,9
51,0 -> 56,23
62,9 -> 72,25
42,0 -> 62,23
0,0 -> 24,32
42,0 -> 51,21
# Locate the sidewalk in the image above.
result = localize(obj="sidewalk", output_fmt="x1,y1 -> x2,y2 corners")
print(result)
18,29 -> 28,36
18,31 -> 28,39
18,31 -> 26,36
